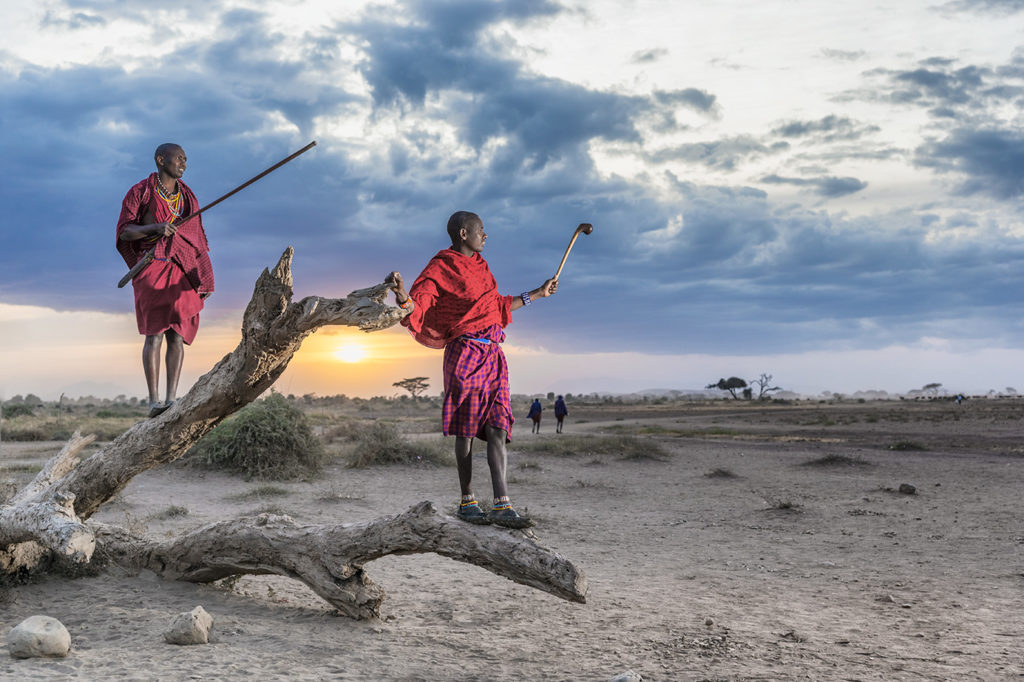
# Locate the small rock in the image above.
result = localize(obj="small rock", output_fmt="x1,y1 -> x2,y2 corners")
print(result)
7,615 -> 71,658
704,617 -> 714,627
898,483 -> 917,495
609,671 -> 643,682
163,606 -> 213,645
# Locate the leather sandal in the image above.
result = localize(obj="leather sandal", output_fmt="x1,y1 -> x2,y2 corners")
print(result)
488,506 -> 535,529
456,500 -> 491,525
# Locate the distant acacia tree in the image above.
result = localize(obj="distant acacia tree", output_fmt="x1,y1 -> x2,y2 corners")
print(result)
751,373 -> 781,400
922,382 -> 942,398
707,377 -> 748,400
393,377 -> 430,399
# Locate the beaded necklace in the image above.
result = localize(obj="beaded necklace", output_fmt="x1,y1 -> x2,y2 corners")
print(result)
155,178 -> 182,219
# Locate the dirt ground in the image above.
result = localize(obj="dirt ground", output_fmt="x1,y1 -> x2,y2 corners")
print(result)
1,398 -> 1022,680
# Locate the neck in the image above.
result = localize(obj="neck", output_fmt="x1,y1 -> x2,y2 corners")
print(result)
156,172 -> 178,194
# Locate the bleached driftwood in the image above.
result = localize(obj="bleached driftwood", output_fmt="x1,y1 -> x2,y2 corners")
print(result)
94,501 -> 587,619
0,248 -> 588,616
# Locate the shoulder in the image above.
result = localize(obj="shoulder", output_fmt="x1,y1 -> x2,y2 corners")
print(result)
122,176 -> 151,203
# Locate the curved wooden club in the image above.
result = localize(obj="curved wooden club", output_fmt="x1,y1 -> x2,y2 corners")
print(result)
553,223 -> 594,280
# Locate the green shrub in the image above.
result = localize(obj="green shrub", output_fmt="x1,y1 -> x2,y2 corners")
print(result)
187,393 -> 325,480
2,404 -> 35,418
346,420 -> 453,467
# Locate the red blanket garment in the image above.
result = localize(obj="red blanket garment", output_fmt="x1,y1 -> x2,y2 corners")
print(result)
401,249 -> 514,349
115,174 -> 214,344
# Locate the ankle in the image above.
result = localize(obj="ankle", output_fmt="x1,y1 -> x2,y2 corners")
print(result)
492,495 -> 511,510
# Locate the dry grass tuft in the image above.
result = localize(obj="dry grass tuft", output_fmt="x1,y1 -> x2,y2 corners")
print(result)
800,453 -> 872,467
515,434 -> 668,461
889,441 -> 927,451
229,484 -> 292,501
345,420 -> 453,468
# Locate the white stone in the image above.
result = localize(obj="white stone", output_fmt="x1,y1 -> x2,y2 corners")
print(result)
163,606 -> 213,645
609,671 -> 643,682
7,615 -> 71,658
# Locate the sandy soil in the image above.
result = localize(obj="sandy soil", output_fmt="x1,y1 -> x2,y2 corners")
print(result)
1,399 -> 1022,680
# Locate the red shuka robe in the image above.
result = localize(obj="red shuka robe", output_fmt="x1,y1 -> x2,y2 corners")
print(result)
115,174 -> 214,345
402,249 -> 517,440
400,249 -> 513,348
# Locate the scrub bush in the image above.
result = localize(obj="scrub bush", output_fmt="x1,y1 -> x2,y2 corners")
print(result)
187,393 -> 325,480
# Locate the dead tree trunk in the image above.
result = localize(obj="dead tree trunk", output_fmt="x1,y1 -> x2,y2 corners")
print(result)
0,248 -> 588,615
93,501 -> 586,619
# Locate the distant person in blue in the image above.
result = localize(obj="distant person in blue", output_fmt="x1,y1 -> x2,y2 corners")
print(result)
528,398 -> 543,433
554,395 -> 568,433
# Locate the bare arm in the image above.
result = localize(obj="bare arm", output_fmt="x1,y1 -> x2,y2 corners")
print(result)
510,278 -> 558,311
118,222 -> 178,242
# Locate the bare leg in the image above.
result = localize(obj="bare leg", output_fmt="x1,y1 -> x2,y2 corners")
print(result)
164,330 -> 184,403
455,436 -> 474,496
484,425 -> 508,499
142,334 -> 163,405
484,425 -> 533,528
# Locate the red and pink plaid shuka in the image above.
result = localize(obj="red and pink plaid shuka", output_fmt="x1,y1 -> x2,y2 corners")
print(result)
402,249 -> 516,441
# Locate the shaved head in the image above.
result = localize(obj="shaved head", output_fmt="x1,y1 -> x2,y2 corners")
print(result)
447,211 -> 481,243
154,143 -> 182,165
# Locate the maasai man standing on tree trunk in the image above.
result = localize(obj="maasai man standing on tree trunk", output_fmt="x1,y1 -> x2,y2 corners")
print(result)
116,143 -> 214,418
389,211 -> 557,528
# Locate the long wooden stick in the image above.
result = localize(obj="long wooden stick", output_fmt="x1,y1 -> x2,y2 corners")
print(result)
117,141 -> 318,288
553,223 -> 594,280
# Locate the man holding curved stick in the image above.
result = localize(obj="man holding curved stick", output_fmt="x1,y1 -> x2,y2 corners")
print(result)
389,211 -> 557,528
116,143 -> 214,418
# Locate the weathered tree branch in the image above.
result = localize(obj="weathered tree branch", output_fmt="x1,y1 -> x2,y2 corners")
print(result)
1,248 -> 588,617
93,501 -> 587,619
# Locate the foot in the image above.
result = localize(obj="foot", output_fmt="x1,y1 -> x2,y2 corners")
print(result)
488,506 -> 535,529
147,401 -> 168,418
456,500 -> 491,525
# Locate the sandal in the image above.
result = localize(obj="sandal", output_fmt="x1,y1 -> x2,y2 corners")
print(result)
488,506 -> 535,529
147,401 -> 169,418
456,500 -> 491,525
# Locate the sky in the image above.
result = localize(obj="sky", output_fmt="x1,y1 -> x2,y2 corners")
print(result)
1,0 -> 1024,400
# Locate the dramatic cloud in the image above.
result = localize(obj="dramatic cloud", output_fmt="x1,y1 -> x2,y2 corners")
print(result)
915,128 -> 1024,199
1,0 -> 1023,376
647,137 -> 789,171
760,174 -> 869,198
771,115 -> 879,142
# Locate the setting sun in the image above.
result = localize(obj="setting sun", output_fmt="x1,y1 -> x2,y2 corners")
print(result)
333,342 -> 368,363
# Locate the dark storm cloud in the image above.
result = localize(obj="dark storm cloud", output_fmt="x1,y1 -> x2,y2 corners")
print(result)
347,0 -> 716,176
915,128 -> 1024,199
760,174 -> 868,198
0,7 -> 360,312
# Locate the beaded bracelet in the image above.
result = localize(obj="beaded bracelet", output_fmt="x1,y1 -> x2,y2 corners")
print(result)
520,291 -> 532,306
398,298 -> 412,309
